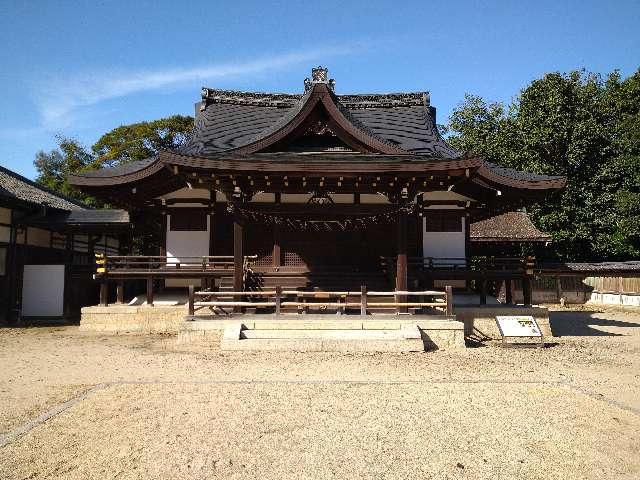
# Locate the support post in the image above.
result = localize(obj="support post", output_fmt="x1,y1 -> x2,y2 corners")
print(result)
272,224 -> 281,268
522,276 -> 532,306
505,279 -> 513,304
146,276 -> 154,306
479,278 -> 487,305
116,280 -> 124,304
395,212 -> 408,313
233,214 -> 243,313
360,285 -> 367,316
445,285 -> 453,315
275,285 -> 281,315
188,285 -> 195,317
100,281 -> 108,307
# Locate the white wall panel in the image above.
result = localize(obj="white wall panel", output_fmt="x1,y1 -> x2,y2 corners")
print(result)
22,265 -> 65,317
422,217 -> 466,265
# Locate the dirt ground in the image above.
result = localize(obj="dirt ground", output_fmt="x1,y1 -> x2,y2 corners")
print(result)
1,306 -> 639,479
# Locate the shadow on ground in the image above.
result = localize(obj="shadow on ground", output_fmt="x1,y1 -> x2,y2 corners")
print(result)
549,311 -> 639,337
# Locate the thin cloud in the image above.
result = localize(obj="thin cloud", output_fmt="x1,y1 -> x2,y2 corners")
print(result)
36,45 -> 363,128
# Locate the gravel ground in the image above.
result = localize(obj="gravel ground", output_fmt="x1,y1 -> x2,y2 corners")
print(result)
1,307 -> 639,479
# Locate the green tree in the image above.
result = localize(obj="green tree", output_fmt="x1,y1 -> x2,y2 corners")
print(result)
34,136 -> 96,205
90,115 -> 193,169
34,115 -> 194,204
447,69 -> 640,261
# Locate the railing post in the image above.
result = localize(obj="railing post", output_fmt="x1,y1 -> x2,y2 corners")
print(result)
360,285 -> 367,316
445,285 -> 453,315
275,285 -> 282,315
480,278 -> 487,305
146,276 -> 154,307
116,280 -> 124,304
188,285 -> 195,317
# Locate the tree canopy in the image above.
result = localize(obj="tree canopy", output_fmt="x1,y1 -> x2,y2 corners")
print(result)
34,115 -> 193,206
447,69 -> 640,261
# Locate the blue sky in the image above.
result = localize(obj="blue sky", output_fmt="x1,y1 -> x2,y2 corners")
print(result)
0,0 -> 638,179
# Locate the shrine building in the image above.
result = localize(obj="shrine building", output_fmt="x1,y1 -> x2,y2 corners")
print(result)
68,66 -> 565,322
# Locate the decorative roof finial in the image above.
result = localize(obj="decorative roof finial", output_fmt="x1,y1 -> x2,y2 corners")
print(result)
305,66 -> 335,92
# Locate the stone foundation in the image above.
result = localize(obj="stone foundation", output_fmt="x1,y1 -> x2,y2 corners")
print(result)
178,315 -> 465,350
454,305 -> 551,340
80,305 -> 186,334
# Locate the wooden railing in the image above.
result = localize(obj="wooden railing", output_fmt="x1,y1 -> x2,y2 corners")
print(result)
380,256 -> 529,271
94,255 -> 257,306
188,285 -> 453,317
95,255 -> 257,276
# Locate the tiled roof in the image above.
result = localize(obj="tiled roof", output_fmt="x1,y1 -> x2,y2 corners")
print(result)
0,165 -> 86,211
180,88 -> 460,157
562,261 -> 640,272
470,211 -> 552,242
73,157 -> 158,179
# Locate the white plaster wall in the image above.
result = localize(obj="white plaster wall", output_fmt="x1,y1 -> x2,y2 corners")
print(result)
166,215 -> 210,264
422,217 -> 466,265
22,265 -> 65,317
0,207 -> 11,224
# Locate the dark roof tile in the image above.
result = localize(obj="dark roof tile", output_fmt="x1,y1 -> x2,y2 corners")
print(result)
0,165 -> 86,211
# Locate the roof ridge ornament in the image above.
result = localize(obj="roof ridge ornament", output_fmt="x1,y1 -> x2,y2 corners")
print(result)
305,66 -> 335,92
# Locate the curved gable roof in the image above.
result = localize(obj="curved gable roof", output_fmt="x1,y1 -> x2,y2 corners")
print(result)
179,84 -> 460,157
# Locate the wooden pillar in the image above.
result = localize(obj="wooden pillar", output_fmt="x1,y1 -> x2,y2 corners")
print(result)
116,281 -> 124,304
158,213 -> 167,292
479,278 -> 487,305
272,224 -> 281,268
63,231 -> 74,317
361,285 -> 368,316
445,285 -> 453,315
146,276 -> 154,306
523,276 -> 532,306
100,281 -> 108,307
396,212 -> 408,313
505,279 -> 513,304
275,285 -> 282,315
188,285 -> 195,317
233,213 -> 243,312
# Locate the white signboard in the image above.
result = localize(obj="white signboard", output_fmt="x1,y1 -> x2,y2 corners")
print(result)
496,316 -> 542,338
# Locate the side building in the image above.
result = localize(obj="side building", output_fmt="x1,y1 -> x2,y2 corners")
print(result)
0,165 -> 130,323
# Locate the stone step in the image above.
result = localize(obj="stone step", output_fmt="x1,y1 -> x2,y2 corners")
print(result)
220,323 -> 425,352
